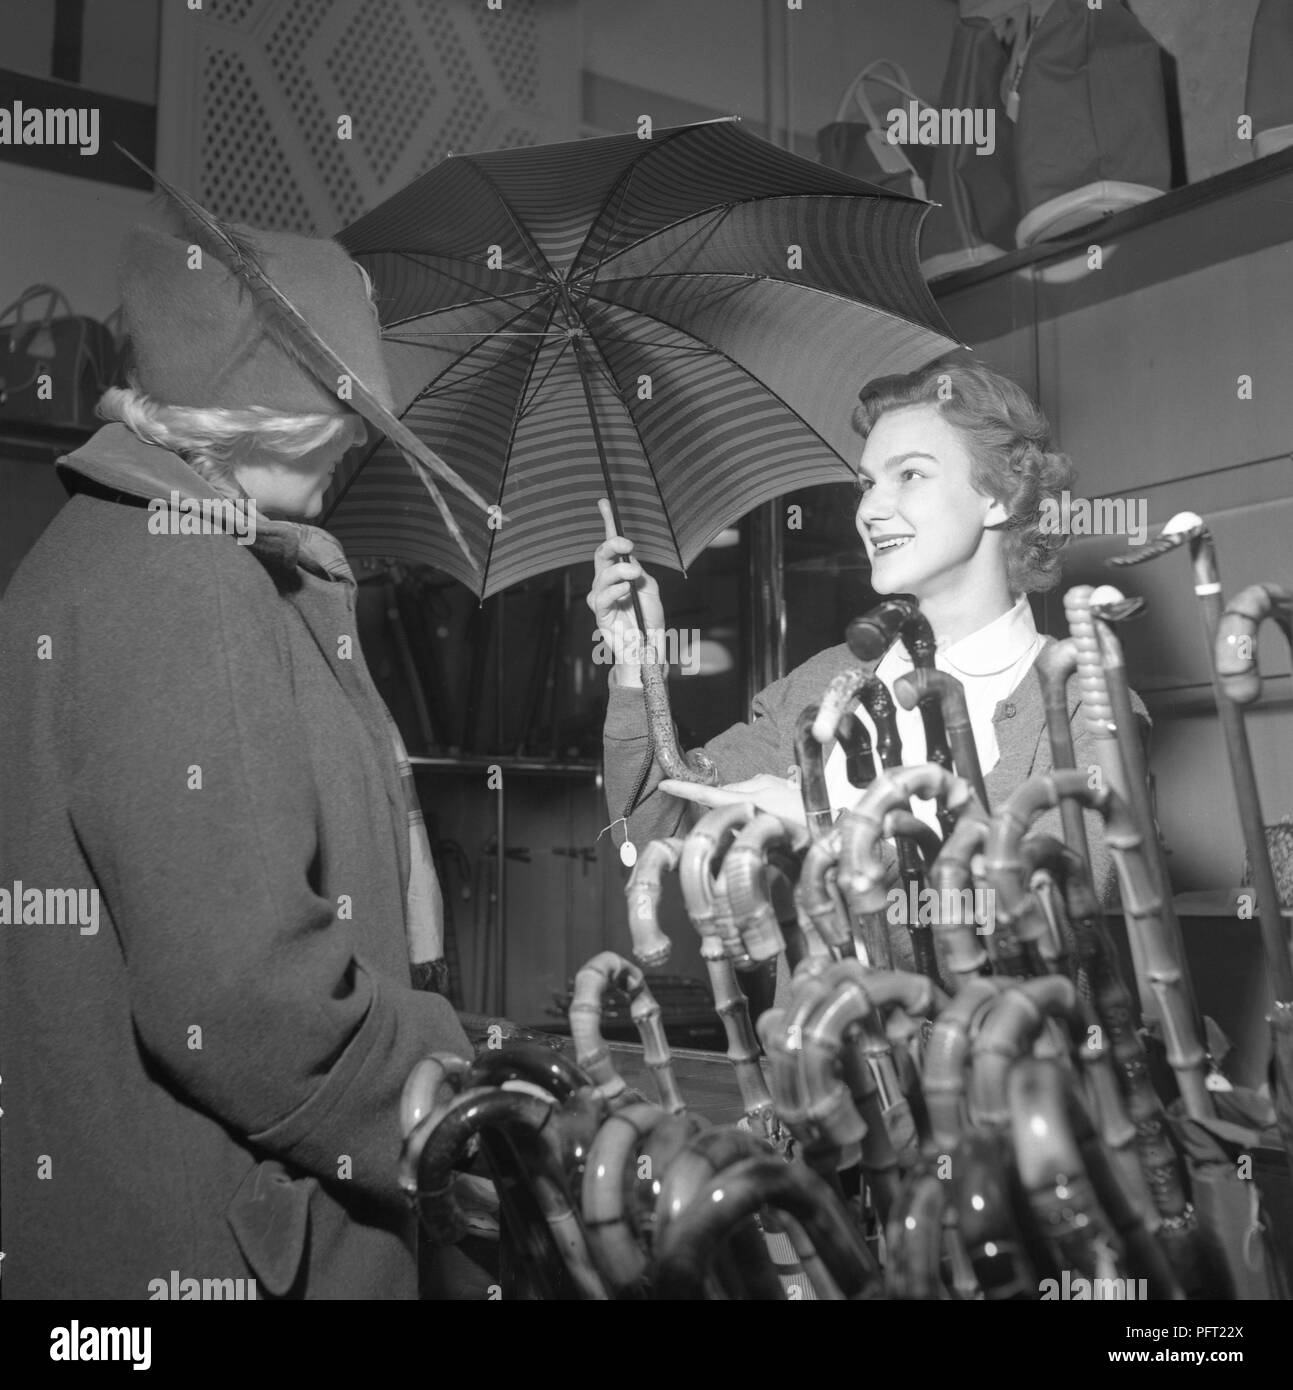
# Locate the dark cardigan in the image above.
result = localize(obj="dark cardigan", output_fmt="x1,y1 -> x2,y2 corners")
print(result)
603,636 -> 1151,967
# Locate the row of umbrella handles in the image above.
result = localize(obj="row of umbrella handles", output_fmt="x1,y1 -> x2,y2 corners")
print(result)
397,511 -> 1292,1299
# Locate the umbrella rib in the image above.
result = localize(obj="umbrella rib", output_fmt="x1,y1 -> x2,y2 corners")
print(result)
393,296 -> 553,406
568,121 -> 723,281
369,247 -> 548,311
516,335 -> 575,422
580,336 -> 641,421
481,315 -> 564,593
576,203 -> 734,289
383,285 -> 550,330
573,312 -> 687,572
573,193 -> 936,322
588,267 -> 961,353
569,211 -> 735,355
566,324 -> 716,356
583,288 -> 864,481
404,349 -> 529,406
452,156 -> 558,284
388,331 -> 568,337
325,296 -> 553,558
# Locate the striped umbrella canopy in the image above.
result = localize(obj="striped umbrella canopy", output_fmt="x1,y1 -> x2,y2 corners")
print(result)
325,118 -> 960,598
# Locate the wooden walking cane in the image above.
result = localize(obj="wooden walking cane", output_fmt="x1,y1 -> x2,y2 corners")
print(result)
1112,513 -> 1293,1004
1087,585 -> 1204,1041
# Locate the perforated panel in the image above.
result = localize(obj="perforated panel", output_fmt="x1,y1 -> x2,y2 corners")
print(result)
206,0 -> 265,29
328,2 -> 437,184
474,0 -> 540,108
266,0 -> 366,226
411,0 -> 493,171
165,0 -> 579,234
200,46 -> 314,229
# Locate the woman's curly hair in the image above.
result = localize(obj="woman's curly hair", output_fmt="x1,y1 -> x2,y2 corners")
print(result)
852,360 -> 1075,594
97,388 -> 358,502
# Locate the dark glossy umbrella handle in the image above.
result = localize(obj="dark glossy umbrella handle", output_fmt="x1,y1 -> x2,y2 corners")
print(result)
468,1041 -> 592,1104
653,1154 -> 882,1300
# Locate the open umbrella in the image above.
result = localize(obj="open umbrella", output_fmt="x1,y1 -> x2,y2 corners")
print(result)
324,117 -> 960,596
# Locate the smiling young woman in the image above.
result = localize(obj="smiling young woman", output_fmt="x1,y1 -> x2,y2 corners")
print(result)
591,359 -> 1147,965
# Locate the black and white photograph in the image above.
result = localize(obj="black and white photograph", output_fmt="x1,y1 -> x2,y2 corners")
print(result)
1,0 -> 1291,1351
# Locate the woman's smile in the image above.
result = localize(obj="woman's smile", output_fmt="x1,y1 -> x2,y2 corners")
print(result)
855,404 -> 1008,603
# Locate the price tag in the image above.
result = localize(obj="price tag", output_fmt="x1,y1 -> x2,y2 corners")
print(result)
620,840 -> 637,868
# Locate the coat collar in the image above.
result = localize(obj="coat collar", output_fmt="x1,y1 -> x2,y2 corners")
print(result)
882,594 -> 1041,678
58,425 -> 355,589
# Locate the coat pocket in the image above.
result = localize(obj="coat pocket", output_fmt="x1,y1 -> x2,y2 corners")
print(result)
226,1159 -> 318,1298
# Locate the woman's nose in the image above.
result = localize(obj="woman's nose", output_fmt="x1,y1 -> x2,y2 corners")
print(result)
856,487 -> 893,529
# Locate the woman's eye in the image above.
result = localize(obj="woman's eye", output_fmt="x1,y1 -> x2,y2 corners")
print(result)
855,477 -> 874,496
900,469 -> 923,483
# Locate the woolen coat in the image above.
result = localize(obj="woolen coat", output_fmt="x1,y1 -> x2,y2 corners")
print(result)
0,425 -> 470,1300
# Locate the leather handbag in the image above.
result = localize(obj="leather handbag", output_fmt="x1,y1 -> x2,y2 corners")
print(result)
920,7 -> 1022,279
0,284 -> 119,431
1247,0 -> 1293,158
1011,0 -> 1172,246
816,60 -> 935,199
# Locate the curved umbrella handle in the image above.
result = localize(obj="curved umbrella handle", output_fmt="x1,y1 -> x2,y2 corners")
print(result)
624,836 -> 684,967
569,951 -> 682,1112
642,661 -> 719,784
653,1154 -> 883,1300
1215,581 -> 1293,705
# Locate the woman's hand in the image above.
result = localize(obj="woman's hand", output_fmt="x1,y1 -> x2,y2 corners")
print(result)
659,773 -> 809,827
587,498 -> 666,690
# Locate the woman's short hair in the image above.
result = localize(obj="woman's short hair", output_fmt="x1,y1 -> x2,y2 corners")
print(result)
98,386 -> 358,501
852,360 -> 1075,593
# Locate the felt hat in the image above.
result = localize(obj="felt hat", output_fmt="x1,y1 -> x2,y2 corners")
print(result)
119,222 -> 395,416
107,147 -> 489,577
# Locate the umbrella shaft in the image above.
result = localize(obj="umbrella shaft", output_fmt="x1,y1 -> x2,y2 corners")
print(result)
570,337 -> 650,643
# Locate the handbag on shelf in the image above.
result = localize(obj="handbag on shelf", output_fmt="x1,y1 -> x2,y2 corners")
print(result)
920,3 -> 1024,279
0,284 -> 119,431
1011,0 -> 1171,247
1247,0 -> 1293,158
816,60 -> 935,199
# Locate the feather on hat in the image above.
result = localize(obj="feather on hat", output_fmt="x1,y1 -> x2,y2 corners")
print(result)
115,147 -> 489,576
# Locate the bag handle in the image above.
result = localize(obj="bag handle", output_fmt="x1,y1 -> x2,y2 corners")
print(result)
0,283 -> 76,332
0,283 -> 97,407
835,59 -> 929,125
832,61 -> 929,199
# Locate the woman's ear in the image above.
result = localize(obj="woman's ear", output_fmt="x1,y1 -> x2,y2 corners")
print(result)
983,497 -> 1011,529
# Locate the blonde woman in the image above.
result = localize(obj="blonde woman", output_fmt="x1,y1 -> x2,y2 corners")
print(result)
0,222 -> 476,1299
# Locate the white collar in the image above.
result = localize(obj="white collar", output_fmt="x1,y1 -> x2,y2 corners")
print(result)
884,595 -> 1039,678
